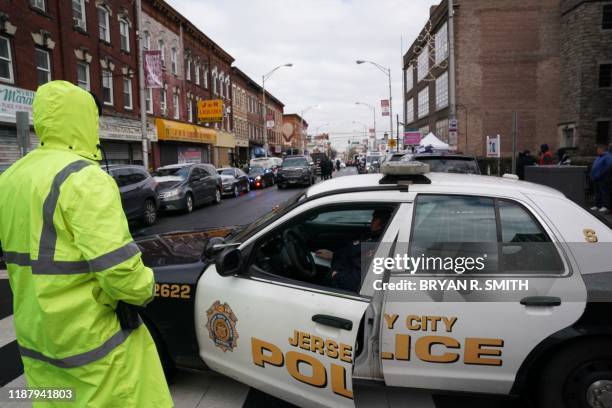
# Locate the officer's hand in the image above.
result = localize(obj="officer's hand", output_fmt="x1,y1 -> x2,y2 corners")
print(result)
315,249 -> 333,261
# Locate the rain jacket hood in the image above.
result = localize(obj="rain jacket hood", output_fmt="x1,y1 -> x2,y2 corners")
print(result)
33,80 -> 101,161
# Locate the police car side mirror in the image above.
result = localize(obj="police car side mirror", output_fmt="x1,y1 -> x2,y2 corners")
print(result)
215,248 -> 242,277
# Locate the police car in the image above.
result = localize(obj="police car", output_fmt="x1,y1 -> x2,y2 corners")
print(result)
137,162 -> 612,408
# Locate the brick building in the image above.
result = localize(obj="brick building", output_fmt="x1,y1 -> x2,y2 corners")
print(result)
282,113 -> 308,155
266,93 -> 285,157
403,0 -> 563,158
142,0 -> 235,169
559,0 -> 612,155
0,0 -> 156,165
231,67 -> 249,164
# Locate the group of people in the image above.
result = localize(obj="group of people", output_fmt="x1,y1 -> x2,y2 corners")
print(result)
318,157 -> 339,180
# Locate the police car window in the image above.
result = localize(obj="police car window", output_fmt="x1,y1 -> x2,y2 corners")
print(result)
498,200 -> 563,274
310,209 -> 374,225
409,195 -> 499,273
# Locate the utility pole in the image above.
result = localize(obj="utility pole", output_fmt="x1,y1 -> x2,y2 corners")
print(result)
136,0 -> 149,170
511,112 -> 518,174
447,0 -> 457,149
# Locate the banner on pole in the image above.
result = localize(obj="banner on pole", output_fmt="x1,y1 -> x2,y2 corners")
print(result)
403,131 -> 421,145
381,100 -> 390,116
144,51 -> 162,88
369,128 -> 376,138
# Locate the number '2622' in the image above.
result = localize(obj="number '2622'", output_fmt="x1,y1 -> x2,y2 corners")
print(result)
154,283 -> 191,299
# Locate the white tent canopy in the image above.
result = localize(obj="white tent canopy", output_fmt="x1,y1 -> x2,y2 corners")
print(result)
417,132 -> 449,152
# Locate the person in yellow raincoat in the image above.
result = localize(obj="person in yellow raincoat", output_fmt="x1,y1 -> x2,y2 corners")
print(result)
0,81 -> 173,407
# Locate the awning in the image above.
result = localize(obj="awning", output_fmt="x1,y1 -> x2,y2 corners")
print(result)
215,130 -> 235,148
156,118 -> 216,144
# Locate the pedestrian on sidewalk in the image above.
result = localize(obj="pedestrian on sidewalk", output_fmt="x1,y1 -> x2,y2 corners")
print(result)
539,144 -> 555,165
516,149 -> 536,180
0,81 -> 173,407
591,143 -> 612,213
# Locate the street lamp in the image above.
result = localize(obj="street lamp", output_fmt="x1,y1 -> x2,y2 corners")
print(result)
355,101 -> 376,149
356,60 -> 394,151
262,63 -> 292,157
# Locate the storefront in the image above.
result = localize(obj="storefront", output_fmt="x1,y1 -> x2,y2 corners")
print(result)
0,84 -> 37,165
235,138 -> 249,166
214,130 -> 236,168
154,118 -> 217,168
98,116 -> 158,166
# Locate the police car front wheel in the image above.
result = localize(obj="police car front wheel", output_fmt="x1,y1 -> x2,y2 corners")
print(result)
537,338 -> 612,408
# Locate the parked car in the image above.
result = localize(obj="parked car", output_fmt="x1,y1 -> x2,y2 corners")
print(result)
105,164 -> 159,226
402,153 -> 481,174
365,153 -> 384,173
247,165 -> 275,189
276,155 -> 316,188
152,163 -> 222,213
217,167 -> 250,197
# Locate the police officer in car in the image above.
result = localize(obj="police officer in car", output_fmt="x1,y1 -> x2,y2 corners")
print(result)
315,209 -> 391,292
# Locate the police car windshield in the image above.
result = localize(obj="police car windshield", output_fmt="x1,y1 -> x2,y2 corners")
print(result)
283,158 -> 308,167
152,166 -> 190,179
230,192 -> 305,243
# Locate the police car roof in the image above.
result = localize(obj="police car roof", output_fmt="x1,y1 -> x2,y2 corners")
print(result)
305,172 -> 564,199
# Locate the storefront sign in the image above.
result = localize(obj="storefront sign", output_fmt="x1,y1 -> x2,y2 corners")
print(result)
235,138 -> 249,147
144,51 -> 163,88
99,116 -> 158,142
156,118 -> 216,144
486,134 -> 501,158
0,84 -> 35,124
403,131 -> 421,145
178,146 -> 202,164
198,99 -> 224,122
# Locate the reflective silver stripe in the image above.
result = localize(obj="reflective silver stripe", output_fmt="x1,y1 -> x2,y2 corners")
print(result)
31,241 -> 141,275
18,319 -> 142,368
3,251 -> 31,266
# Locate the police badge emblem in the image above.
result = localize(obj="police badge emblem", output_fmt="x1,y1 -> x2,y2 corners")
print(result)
206,301 -> 239,352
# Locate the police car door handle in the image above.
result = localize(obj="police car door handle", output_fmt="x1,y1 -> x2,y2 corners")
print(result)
520,296 -> 562,307
312,314 -> 353,331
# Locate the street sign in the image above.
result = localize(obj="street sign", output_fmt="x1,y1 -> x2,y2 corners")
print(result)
486,134 -> 501,158
381,100 -> 390,116
369,128 -> 376,138
388,139 -> 397,148
403,131 -> 421,145
448,130 -> 458,146
266,112 -> 275,129
198,99 -> 224,122
449,118 -> 458,131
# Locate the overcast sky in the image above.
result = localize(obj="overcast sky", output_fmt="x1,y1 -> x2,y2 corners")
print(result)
168,0 -> 438,149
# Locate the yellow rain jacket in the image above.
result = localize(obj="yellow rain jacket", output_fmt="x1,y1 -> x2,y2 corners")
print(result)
0,81 -> 173,407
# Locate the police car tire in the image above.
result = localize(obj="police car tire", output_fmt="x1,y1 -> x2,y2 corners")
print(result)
537,338 -> 612,408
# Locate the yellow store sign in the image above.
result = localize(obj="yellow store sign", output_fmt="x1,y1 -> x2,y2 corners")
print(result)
156,118 -> 216,144
198,99 -> 224,123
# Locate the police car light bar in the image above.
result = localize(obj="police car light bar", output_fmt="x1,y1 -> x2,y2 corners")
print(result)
379,161 -> 431,185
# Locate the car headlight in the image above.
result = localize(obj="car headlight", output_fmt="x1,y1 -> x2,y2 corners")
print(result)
256,176 -> 261,180
159,188 -> 180,199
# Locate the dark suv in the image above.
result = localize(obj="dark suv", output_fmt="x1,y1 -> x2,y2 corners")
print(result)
106,165 -> 159,226
276,156 -> 316,188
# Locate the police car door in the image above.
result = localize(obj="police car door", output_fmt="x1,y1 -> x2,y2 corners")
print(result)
194,195 -> 401,408
378,194 -> 586,394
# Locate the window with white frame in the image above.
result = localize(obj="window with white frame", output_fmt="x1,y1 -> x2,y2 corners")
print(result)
417,45 -> 429,82
212,69 -> 218,94
171,48 -> 177,74
419,125 -> 429,135
187,99 -> 193,122
186,58 -> 191,81
102,70 -> 113,105
194,63 -> 200,85
219,73 -> 224,97
0,37 -> 13,83
76,62 -> 90,90
204,64 -> 209,88
406,64 -> 413,92
158,40 -> 165,66
406,98 -> 414,123
173,89 -> 179,119
72,0 -> 86,30
31,0 -> 45,12
119,19 -> 130,52
418,86 -> 429,118
160,86 -> 167,114
145,88 -> 152,113
36,48 -> 51,85
98,7 -> 110,42
123,78 -> 132,109
225,79 -> 230,100
143,31 -> 150,51
435,22 -> 448,65
435,71 -> 448,110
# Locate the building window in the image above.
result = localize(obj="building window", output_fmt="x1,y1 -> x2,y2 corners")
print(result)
143,31 -> 150,51
102,70 -> 113,105
187,99 -> 193,122
0,37 -> 14,83
406,98 -> 414,123
194,64 -> 200,85
435,22 -> 448,65
77,62 -> 90,90
185,58 -> 191,81
158,40 -> 165,66
596,121 -> 610,145
123,78 -> 132,109
406,64 -> 413,92
599,64 -> 611,88
562,126 -> 575,147
419,124 -> 429,135
204,64 -> 209,88
226,79 -> 231,100
435,119 -> 449,142
418,86 -> 429,118
435,71 -> 449,110
603,4 -> 612,29
171,48 -> 177,74
35,48 -> 51,86
119,19 -> 130,52
98,7 -> 110,42
173,90 -> 179,119
417,45 -> 429,82
31,0 -> 46,12
212,70 -> 218,94
160,86 -> 167,115
72,0 -> 86,30
145,88 -> 152,113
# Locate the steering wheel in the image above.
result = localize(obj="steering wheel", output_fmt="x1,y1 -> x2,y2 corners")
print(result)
281,229 -> 316,280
